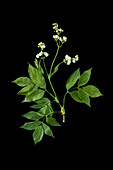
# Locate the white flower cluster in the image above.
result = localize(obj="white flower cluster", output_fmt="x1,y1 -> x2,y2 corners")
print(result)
36,42 -> 49,59
63,55 -> 79,65
52,23 -> 67,45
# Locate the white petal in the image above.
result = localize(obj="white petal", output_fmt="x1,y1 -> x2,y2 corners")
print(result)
59,37 -> 63,41
36,54 -> 40,58
44,52 -> 49,57
68,56 -> 71,60
41,45 -> 46,49
53,35 -> 59,39
38,51 -> 42,57
67,60 -> 71,65
63,36 -> 67,42
65,55 -> 69,60
75,55 -> 79,61
72,58 -> 76,63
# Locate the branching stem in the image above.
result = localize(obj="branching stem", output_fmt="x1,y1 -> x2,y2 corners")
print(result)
50,45 -> 60,75
45,89 -> 55,99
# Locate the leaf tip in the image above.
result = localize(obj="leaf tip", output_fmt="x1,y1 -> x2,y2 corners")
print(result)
11,80 -> 14,83
22,99 -> 26,103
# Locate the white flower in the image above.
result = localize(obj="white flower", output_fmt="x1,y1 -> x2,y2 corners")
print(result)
53,35 -> 59,40
75,55 -> 79,61
36,51 -> 49,59
53,23 -> 58,27
56,28 -> 64,34
67,59 -> 71,65
72,58 -> 76,63
38,42 -> 46,50
52,23 -> 58,30
65,55 -> 71,60
36,51 -> 43,58
41,44 -> 46,49
36,54 -> 40,58
72,55 -> 79,63
58,28 -> 64,33
43,52 -> 49,57
63,36 -> 67,42
59,37 -> 63,42
64,55 -> 72,65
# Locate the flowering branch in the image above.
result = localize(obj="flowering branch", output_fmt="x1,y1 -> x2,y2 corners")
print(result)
12,22 -> 103,144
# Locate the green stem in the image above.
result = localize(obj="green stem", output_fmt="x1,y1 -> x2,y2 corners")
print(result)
42,56 -> 62,109
63,91 -> 68,108
46,111 -> 61,117
45,89 -> 55,99
69,87 -> 77,92
48,77 -> 62,109
50,45 -> 60,75
55,61 -> 64,69
43,58 -> 48,76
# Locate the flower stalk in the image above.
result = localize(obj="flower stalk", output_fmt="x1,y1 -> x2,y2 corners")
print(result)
49,45 -> 60,76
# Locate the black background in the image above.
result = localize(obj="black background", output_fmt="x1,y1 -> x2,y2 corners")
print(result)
6,3 -> 108,168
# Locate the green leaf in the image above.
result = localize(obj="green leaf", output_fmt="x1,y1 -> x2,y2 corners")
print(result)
33,126 -> 44,144
23,89 -> 45,102
47,102 -> 53,112
12,77 -> 32,87
38,61 -> 44,75
42,123 -> 54,138
34,59 -> 44,74
69,91 -> 83,103
34,58 -> 39,69
78,88 -> 91,107
78,68 -> 92,87
46,117 -> 61,126
20,120 -> 41,130
28,63 -> 46,89
83,85 -> 103,98
35,97 -> 50,105
38,105 -> 51,115
30,97 -> 51,109
66,68 -> 80,90
22,111 -> 44,120
20,84 -> 38,96
17,84 -> 34,95
30,104 -> 44,109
